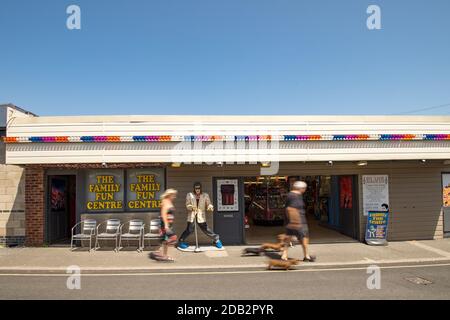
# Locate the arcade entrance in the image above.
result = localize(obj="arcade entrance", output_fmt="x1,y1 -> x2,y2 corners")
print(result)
244,175 -> 359,244
46,175 -> 77,244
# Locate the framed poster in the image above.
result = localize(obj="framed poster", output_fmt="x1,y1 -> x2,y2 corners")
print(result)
443,173 -> 450,207
85,169 -> 124,212
217,179 -> 239,211
127,168 -> 165,211
362,175 -> 389,216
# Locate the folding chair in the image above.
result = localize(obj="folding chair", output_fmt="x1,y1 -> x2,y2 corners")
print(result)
143,219 -> 162,249
95,219 -> 121,252
71,219 -> 97,252
119,219 -> 145,252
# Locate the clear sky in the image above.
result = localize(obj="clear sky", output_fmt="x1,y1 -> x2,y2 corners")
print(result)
1,0 -> 449,116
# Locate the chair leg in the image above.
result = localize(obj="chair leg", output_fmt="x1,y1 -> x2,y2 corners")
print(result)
70,237 -> 73,251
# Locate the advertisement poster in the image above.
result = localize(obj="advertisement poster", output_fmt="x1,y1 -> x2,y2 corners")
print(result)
217,179 -> 239,211
288,176 -> 299,191
339,176 -> 353,209
127,168 -> 165,211
365,211 -> 390,245
362,175 -> 389,216
443,173 -> 450,207
50,178 -> 66,211
86,169 -> 124,211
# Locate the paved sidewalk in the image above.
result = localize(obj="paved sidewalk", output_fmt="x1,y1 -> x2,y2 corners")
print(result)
1,239 -> 450,273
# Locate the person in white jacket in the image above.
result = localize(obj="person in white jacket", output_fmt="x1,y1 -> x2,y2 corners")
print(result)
178,182 -> 222,249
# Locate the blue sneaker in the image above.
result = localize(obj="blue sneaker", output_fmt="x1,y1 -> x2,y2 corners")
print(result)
215,240 -> 223,249
178,242 -> 189,249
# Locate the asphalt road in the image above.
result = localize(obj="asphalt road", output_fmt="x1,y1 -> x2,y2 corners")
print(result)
1,263 -> 450,300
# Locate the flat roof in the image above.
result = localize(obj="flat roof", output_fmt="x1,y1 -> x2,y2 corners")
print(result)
9,114 -> 450,124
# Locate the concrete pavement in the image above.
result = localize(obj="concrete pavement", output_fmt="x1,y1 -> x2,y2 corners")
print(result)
1,239 -> 450,273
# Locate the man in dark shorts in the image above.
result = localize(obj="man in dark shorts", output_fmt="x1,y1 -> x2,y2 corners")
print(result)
283,181 -> 315,262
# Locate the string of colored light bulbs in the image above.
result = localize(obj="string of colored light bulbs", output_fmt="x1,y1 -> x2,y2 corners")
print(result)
3,134 -> 450,143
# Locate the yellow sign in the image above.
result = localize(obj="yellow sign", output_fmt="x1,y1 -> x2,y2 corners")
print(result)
86,175 -> 123,210
127,173 -> 162,209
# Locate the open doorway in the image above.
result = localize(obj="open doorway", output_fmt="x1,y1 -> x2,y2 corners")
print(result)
46,175 -> 77,244
243,175 -> 358,244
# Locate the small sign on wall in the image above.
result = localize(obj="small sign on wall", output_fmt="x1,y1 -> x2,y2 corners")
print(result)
217,179 -> 239,212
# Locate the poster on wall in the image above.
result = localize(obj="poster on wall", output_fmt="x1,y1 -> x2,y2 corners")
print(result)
51,178 -> 67,211
288,176 -> 299,191
443,173 -> 450,207
339,176 -> 353,209
365,210 -> 390,246
127,168 -> 165,211
217,179 -> 239,211
362,175 -> 389,216
86,170 -> 124,211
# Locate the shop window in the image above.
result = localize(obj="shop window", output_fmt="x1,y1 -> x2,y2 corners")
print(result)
85,169 -> 125,212
84,168 -> 165,213
126,168 -> 165,211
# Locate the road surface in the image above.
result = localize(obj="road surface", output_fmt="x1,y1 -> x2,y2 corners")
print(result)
1,263 -> 449,299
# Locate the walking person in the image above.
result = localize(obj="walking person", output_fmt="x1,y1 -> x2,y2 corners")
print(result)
178,182 -> 222,249
154,188 -> 178,262
282,181 -> 316,262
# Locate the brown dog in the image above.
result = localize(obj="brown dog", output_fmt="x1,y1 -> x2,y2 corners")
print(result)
260,234 -> 292,251
267,258 -> 299,270
260,242 -> 284,251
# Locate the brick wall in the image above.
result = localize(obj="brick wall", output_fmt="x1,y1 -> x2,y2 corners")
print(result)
0,142 -> 26,247
25,167 -> 45,246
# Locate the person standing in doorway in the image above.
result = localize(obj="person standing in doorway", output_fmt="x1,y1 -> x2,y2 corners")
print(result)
178,182 -> 223,249
282,181 -> 316,262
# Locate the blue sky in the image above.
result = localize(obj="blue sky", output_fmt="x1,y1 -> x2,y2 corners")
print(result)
1,0 -> 449,116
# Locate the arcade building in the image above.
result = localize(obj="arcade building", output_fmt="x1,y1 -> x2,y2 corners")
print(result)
1,104 -> 450,247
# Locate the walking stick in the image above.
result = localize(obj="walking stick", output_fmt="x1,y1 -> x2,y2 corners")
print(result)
193,208 -> 201,253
